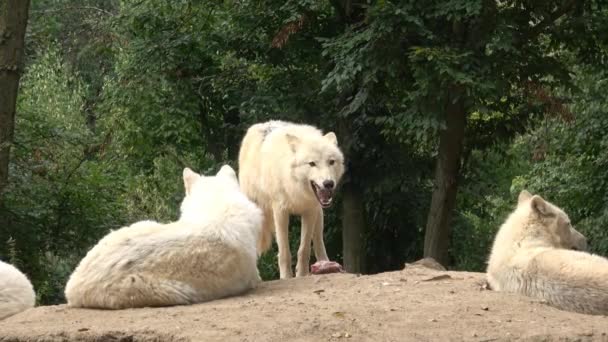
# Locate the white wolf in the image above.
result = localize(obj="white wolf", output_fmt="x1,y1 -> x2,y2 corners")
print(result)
64,165 -> 263,309
239,120 -> 345,279
487,190 -> 608,315
0,260 -> 35,320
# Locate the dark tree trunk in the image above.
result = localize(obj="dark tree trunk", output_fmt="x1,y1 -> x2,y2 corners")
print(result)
197,101 -> 222,162
329,0 -> 368,273
341,181 -> 365,273
423,86 -> 467,266
0,0 -> 31,198
224,108 -> 241,162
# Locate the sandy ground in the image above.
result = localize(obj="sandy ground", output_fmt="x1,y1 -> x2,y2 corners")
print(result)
1,262 -> 607,342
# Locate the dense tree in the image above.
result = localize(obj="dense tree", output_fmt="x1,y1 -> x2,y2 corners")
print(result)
0,0 -> 30,198
1,0 -> 608,303
318,0 -> 608,265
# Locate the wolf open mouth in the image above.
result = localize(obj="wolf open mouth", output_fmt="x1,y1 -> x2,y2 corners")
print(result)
311,181 -> 333,208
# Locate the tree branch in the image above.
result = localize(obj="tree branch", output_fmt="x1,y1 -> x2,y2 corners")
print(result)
524,0 -> 577,40
329,0 -> 347,23
31,6 -> 114,17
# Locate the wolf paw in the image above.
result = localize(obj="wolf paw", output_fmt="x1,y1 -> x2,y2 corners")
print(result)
311,260 -> 344,275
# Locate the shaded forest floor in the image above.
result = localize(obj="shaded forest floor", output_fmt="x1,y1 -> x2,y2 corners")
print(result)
1,261 -> 607,342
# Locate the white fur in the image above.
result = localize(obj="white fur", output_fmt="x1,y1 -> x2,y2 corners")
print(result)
238,120 -> 345,279
0,260 -> 35,320
487,190 -> 608,315
64,165 -> 263,309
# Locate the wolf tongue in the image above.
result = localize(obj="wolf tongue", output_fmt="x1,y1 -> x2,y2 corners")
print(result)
318,188 -> 332,201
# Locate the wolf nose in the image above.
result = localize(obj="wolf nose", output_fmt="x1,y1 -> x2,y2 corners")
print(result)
581,238 -> 589,251
323,180 -> 335,189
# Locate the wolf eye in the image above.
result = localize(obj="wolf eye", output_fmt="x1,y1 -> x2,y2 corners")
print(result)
328,159 -> 335,166
309,161 -> 316,167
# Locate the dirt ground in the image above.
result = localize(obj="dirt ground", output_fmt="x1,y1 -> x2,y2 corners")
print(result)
1,262 -> 607,342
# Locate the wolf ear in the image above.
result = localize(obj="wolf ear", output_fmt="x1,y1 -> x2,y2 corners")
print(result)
324,132 -> 338,145
286,134 -> 300,152
217,165 -> 237,183
183,167 -> 200,196
531,195 -> 551,216
518,190 -> 532,205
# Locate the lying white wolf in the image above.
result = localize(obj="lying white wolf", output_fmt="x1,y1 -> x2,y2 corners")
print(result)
64,165 -> 262,309
0,260 -> 35,320
487,190 -> 608,315
239,120 -> 345,279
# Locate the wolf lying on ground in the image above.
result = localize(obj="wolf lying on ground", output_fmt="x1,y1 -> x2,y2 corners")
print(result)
487,190 -> 608,315
238,120 -> 345,279
0,260 -> 35,320
64,165 -> 262,309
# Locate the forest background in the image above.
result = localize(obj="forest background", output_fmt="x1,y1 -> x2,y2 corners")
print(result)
1,0 -> 607,305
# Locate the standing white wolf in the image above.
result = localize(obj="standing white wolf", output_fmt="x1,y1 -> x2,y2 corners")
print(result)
487,190 -> 608,315
239,120 -> 345,279
64,165 -> 263,309
0,260 -> 35,320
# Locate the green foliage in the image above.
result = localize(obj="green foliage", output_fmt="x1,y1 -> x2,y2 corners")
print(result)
451,67 -> 608,270
451,146 -> 528,271
2,0 -> 608,304
1,43 -> 127,304
516,67 -> 608,256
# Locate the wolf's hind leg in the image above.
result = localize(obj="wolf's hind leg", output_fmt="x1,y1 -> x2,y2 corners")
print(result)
257,210 -> 275,255
88,274 -> 199,309
273,206 -> 292,279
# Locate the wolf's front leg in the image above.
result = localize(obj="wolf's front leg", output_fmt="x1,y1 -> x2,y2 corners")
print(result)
296,210 -> 316,277
309,208 -> 343,274
273,206 -> 292,279
312,206 -> 329,262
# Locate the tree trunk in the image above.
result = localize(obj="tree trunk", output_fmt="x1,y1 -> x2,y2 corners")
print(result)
341,181 -> 365,273
423,86 -> 467,266
197,101 -> 222,162
224,108 -> 240,161
0,0 -> 30,197
330,0 -> 368,274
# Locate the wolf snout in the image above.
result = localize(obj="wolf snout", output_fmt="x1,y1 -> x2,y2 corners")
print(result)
571,235 -> 588,252
577,237 -> 589,252
571,229 -> 588,251
322,180 -> 335,189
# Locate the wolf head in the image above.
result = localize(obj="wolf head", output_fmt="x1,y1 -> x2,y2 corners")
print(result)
179,165 -> 241,219
516,190 -> 587,251
286,131 -> 344,208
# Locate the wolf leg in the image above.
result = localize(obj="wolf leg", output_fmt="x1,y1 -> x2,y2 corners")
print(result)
72,274 -> 199,309
257,210 -> 275,255
296,209 -> 315,277
311,206 -> 329,262
273,205 -> 292,279
309,207 -> 343,274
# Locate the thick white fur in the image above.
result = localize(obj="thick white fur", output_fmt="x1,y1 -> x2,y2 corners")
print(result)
0,260 -> 35,320
238,120 -> 344,279
487,190 -> 608,315
64,165 -> 263,309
